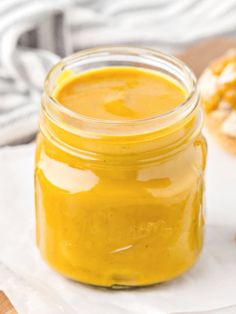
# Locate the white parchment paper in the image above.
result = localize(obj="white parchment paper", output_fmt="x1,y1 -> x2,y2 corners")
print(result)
0,133 -> 236,314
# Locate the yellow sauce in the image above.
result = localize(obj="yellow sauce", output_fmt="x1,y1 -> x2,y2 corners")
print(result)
55,67 -> 186,120
35,66 -> 206,287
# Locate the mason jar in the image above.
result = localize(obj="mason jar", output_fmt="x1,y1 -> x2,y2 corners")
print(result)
35,47 -> 207,288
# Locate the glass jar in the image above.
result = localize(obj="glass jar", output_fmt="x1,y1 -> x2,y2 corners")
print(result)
35,47 -> 207,288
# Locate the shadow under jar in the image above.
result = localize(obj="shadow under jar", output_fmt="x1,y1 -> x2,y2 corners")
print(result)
35,47 -> 207,288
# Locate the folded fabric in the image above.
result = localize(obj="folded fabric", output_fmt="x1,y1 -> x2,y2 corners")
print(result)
1,0 -> 236,145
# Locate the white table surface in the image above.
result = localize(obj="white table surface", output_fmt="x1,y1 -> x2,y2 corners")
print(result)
0,132 -> 236,314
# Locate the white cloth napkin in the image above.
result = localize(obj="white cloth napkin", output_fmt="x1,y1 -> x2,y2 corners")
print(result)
0,133 -> 236,314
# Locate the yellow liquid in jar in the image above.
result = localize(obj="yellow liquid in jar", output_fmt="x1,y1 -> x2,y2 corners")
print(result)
55,67 -> 186,120
35,66 -> 206,287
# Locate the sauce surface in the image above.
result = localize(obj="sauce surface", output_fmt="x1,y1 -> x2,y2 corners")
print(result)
55,67 -> 186,120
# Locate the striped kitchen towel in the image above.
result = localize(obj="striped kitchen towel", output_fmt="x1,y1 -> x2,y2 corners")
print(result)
1,0 -> 236,146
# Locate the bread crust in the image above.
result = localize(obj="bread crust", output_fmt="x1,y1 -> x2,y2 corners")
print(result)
206,112 -> 236,154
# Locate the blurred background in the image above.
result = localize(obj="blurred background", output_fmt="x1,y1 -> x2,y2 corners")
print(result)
1,0 -> 236,146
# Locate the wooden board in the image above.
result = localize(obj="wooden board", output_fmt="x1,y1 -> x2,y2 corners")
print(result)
0,291 -> 17,314
178,37 -> 236,77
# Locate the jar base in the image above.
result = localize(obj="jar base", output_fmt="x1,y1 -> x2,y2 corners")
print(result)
39,249 -> 202,290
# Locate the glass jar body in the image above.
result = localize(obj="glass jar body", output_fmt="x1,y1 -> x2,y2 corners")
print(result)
35,120 -> 206,288
35,47 -> 207,288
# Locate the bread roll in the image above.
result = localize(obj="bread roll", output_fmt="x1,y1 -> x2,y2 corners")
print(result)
199,49 -> 236,154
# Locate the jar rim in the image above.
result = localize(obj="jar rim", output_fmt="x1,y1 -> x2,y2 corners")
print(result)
43,46 -> 199,136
